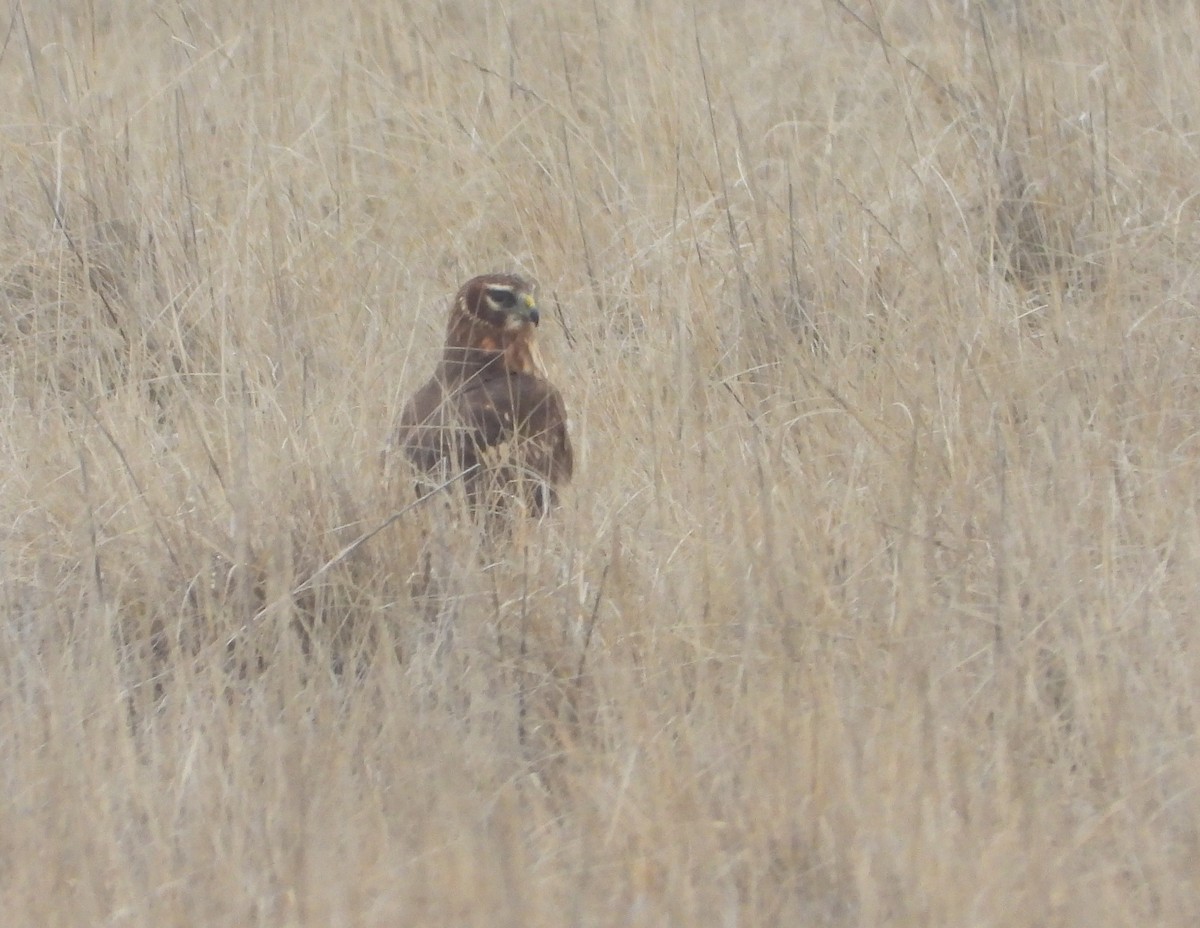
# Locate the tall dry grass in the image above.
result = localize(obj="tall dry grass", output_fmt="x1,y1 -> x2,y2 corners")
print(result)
1,0 -> 1199,924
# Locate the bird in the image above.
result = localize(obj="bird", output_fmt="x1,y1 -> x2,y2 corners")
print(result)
393,273 -> 573,516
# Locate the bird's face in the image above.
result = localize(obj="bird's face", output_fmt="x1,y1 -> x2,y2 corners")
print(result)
459,274 -> 540,334
446,273 -> 548,378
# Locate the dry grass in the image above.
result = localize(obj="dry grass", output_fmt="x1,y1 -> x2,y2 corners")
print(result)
2,0 -> 1199,924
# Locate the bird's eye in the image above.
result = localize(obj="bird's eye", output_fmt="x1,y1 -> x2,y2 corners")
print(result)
487,288 -> 518,309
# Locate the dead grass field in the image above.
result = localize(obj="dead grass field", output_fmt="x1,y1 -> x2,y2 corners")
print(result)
2,0 -> 1199,924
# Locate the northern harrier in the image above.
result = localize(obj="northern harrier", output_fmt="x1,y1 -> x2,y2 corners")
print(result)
394,274 -> 573,515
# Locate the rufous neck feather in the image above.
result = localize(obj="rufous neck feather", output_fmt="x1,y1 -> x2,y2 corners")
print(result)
502,331 -> 547,377
443,324 -> 547,379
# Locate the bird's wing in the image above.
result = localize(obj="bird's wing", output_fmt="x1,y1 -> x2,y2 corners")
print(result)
395,376 -> 463,474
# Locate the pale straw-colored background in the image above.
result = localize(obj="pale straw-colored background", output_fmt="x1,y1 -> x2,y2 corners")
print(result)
2,1 -> 1198,924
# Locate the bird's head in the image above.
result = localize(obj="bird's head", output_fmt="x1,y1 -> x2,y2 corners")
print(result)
462,274 -> 540,330
445,273 -> 547,377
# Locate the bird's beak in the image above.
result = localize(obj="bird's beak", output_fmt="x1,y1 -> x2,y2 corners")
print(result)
521,293 -> 540,326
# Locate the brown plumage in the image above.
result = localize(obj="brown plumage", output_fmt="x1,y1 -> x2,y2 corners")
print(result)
394,274 -> 573,515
